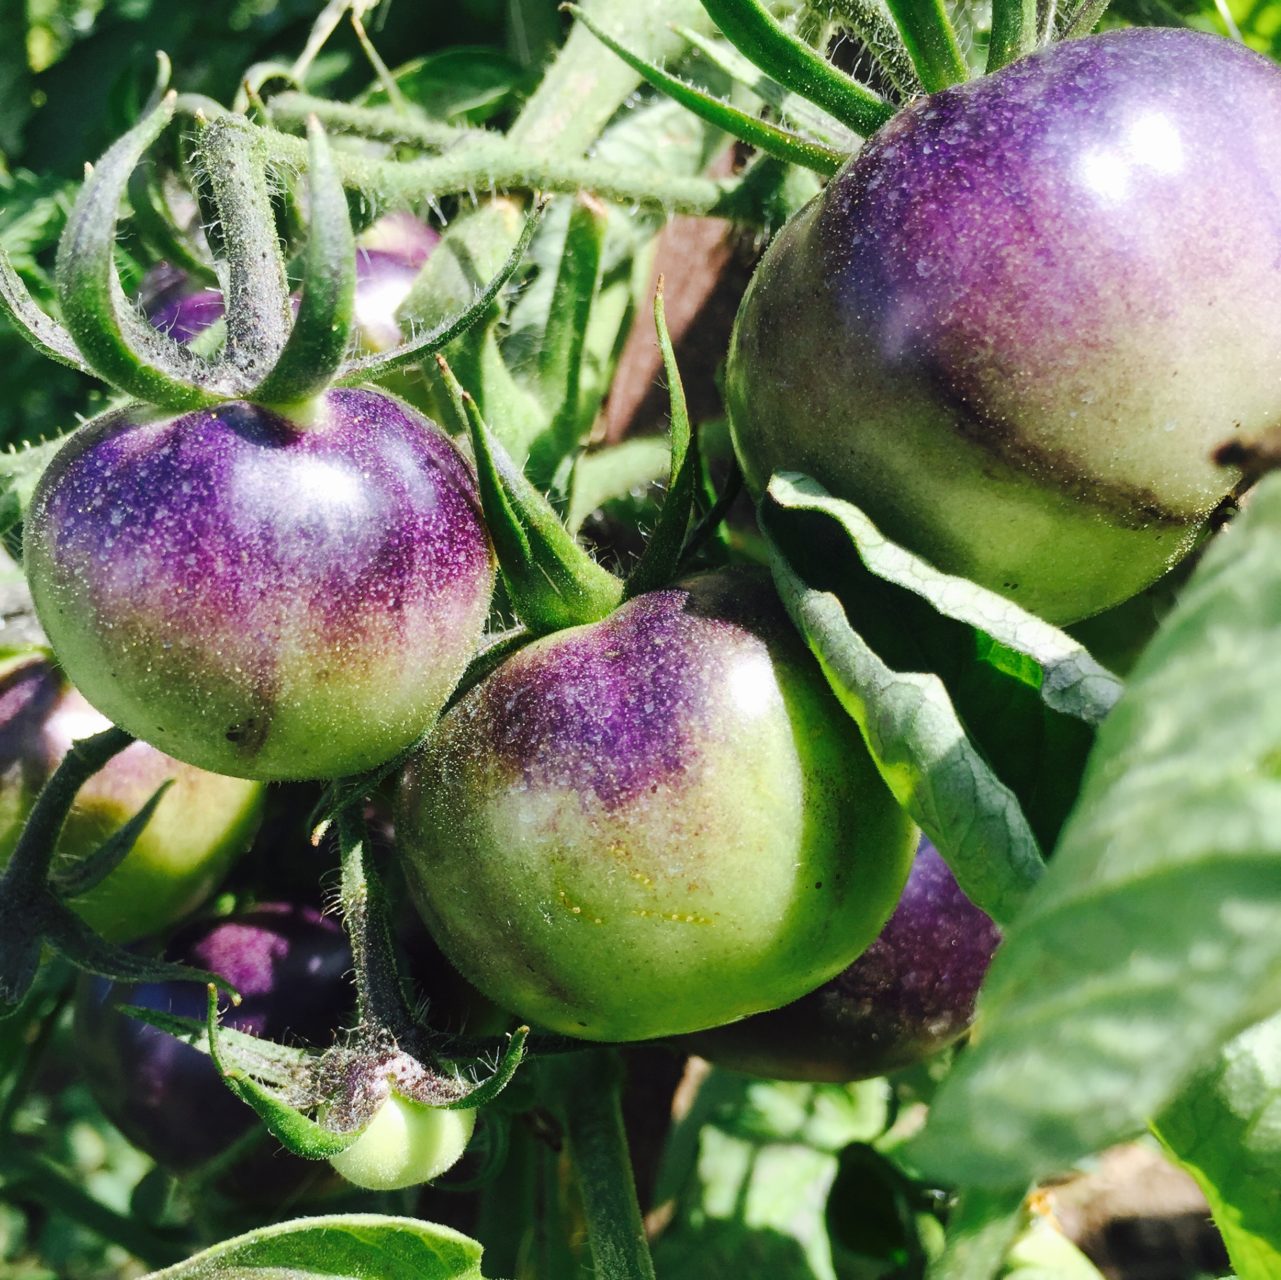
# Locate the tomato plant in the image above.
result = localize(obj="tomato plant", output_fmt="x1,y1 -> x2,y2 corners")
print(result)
397,569 -> 916,1042
73,903 -> 353,1200
728,26 -> 1280,623
2,0 -> 1279,1276
0,652 -> 263,941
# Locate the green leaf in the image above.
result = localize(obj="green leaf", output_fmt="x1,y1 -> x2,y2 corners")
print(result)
439,357 -> 623,634
567,437 -> 672,535
926,1189 -> 1026,1280
623,281 -> 699,599
139,1213 -> 486,1279
0,433 -> 72,534
651,1070 -> 890,1280
677,26 -> 861,149
251,119 -> 355,405
907,471 -> 1281,1192
527,191 -> 609,490
1155,1013 -> 1281,1279
697,0 -> 895,136
761,473 -> 1125,922
366,47 -> 527,124
55,95 -> 227,409
570,6 -> 843,175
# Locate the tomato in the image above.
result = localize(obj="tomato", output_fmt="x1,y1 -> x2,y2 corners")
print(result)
677,837 -> 999,1082
328,1096 -> 476,1191
727,28 -> 1281,624
24,388 -> 494,780
396,569 -> 915,1042
73,903 -> 353,1200
140,211 -> 439,352
0,653 -> 263,942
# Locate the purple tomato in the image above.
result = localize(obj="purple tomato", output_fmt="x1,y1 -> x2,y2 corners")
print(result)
0,654 -> 263,942
678,837 -> 999,1082
396,569 -> 916,1042
73,903 -> 353,1199
727,28 -> 1281,623
24,389 -> 494,780
137,211 -> 439,352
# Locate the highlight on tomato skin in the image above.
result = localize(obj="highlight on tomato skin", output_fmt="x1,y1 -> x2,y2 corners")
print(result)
727,27 -> 1281,625
396,567 -> 917,1044
675,836 -> 1000,1083
0,652 -> 264,943
23,387 -> 496,782
72,903 -> 353,1202
328,1095 -> 476,1192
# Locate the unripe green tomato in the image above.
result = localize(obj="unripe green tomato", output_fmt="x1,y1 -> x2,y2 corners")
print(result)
727,29 -> 1281,623
396,570 -> 915,1042
0,654 -> 263,941
328,1096 -> 475,1191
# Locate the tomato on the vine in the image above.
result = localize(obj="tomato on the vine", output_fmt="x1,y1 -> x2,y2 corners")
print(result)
24,388 -> 494,781
397,569 -> 916,1042
727,28 -> 1281,623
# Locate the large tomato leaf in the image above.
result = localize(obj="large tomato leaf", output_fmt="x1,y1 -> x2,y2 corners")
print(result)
908,471 -> 1281,1191
141,1215 -> 485,1279
762,473 -> 1122,922
1154,1012 -> 1281,1280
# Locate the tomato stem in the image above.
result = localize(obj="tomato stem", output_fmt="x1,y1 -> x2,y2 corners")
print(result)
556,1050 -> 657,1280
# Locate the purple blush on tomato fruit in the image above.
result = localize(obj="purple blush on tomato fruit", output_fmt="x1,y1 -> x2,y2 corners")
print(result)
24,388 -> 494,780
680,837 -> 1000,1082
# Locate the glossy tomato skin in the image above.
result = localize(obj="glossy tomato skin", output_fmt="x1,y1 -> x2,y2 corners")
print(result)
727,28 -> 1281,624
25,388 -> 494,780
678,838 -> 999,1082
397,569 -> 916,1043
73,904 -> 352,1199
0,654 -> 263,942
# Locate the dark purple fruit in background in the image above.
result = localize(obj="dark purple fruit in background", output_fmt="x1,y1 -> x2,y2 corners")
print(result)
73,904 -> 352,1200
728,28 -> 1281,624
138,211 -> 439,352
24,388 -> 495,780
678,838 -> 999,1082
0,653 -> 263,942
397,568 -> 916,1043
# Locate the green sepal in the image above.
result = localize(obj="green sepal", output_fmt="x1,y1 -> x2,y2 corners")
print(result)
252,118 -> 356,405
125,160 -> 218,286
120,1003 -> 310,1087
819,0 -> 921,100
697,0 -> 896,137
49,780 -> 172,900
0,251 -> 93,376
0,433 -> 73,535
192,112 -> 293,388
204,986 -> 358,1160
623,281 -> 699,600
570,7 -> 843,175
986,0 -> 1039,72
54,95 -> 227,410
438,1027 -> 530,1112
881,0 -> 970,92
439,357 -> 623,635
335,202 -> 543,386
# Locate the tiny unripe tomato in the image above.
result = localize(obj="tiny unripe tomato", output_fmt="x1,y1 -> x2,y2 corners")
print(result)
727,28 -> 1281,623
0,654 -> 262,942
73,904 -> 353,1199
678,837 -> 999,1081
25,388 -> 494,780
328,1096 -> 475,1191
397,569 -> 915,1042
